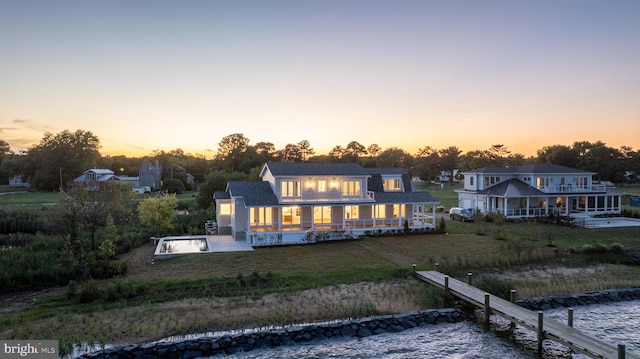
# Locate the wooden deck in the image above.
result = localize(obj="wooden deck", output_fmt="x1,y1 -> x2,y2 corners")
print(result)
416,270 -> 638,359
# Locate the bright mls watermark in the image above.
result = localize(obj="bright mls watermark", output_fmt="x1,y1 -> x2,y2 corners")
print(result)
2,340 -> 58,358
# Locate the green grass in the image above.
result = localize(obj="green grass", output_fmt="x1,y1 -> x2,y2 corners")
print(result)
413,181 -> 462,209
0,186 -> 61,209
175,190 -> 199,208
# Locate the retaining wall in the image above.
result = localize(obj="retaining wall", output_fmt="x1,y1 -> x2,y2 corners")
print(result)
80,288 -> 640,359
80,308 -> 466,359
517,287 -> 640,310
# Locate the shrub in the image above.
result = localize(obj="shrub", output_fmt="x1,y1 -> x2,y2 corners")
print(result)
476,276 -> 516,300
79,280 -> 99,303
608,242 -> 625,254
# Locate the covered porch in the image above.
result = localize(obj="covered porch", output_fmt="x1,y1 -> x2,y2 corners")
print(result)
245,202 -> 437,246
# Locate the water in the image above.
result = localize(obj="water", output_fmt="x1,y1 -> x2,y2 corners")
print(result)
210,300 -> 640,359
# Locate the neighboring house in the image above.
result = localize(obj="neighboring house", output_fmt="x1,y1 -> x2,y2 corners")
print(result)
438,169 -> 458,183
74,169 -> 145,192
186,173 -> 195,185
456,163 -> 621,219
8,175 -> 30,188
73,169 -> 120,191
139,160 -> 162,191
214,162 -> 439,246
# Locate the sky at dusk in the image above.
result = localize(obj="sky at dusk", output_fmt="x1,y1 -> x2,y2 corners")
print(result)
1,0 -> 639,158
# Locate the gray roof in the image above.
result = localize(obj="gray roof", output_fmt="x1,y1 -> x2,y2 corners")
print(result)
374,191 -> 439,204
480,179 -> 545,197
464,163 -> 594,175
227,181 -> 279,206
366,167 -> 407,175
213,191 -> 230,200
265,162 -> 370,176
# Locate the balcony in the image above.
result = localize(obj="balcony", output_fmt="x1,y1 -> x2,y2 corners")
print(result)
537,184 -> 606,193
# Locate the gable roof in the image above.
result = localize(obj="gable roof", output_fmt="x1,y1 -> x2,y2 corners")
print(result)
226,181 -> 279,206
480,179 -> 545,197
366,167 -> 406,175
264,162 -> 370,176
464,163 -> 594,175
84,168 -> 115,175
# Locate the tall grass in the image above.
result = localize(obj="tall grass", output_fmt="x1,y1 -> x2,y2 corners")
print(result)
0,233 -> 75,289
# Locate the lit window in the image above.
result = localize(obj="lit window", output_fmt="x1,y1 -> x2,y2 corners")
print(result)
282,181 -> 301,198
342,180 -> 361,196
219,203 -> 231,215
383,178 -> 401,191
314,206 -> 331,224
251,207 -> 272,225
345,206 -> 359,219
318,180 -> 327,192
282,206 -> 301,225
376,205 -> 386,219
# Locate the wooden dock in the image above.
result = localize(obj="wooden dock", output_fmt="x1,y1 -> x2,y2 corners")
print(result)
416,270 -> 638,359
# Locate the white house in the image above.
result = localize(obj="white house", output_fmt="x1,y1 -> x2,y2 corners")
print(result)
214,162 -> 439,246
8,175 -> 30,188
456,163 -> 621,219
74,169 -> 144,191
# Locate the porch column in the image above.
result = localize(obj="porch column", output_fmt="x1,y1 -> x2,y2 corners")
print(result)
604,195 -> 608,212
526,197 -> 530,217
503,198 -> 508,217
278,208 -> 282,232
431,204 -> 435,227
372,205 -> 376,228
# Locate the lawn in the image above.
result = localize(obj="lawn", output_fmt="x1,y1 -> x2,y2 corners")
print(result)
0,186 -> 61,209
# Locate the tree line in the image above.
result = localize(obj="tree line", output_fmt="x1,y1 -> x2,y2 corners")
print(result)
1,131 -> 640,198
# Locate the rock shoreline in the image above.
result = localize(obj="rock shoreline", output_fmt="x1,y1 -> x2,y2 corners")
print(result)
517,287 -> 640,310
80,287 -> 640,359
80,308 -> 467,359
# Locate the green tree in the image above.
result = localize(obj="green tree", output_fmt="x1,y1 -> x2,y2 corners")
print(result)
536,144 -> 577,167
345,141 -> 367,160
215,133 -> 250,172
25,130 -> 101,191
297,140 -> 315,162
138,193 -> 178,236
414,146 -> 440,182
493,211 -> 507,240
281,143 -> 303,162
376,147 -> 413,169
99,215 -> 117,271
439,146 -> 462,183
196,171 -> 248,209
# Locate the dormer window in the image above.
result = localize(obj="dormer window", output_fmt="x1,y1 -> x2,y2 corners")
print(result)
383,178 -> 402,191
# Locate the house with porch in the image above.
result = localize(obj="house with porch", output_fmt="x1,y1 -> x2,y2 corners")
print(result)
455,163 -> 621,219
214,162 -> 439,246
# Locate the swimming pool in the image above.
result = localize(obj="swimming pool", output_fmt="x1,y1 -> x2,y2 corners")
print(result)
154,237 -> 209,259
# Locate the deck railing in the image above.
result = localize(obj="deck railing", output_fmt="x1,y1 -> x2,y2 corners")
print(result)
538,184 -> 606,193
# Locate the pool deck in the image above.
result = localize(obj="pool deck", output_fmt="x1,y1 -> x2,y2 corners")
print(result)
154,235 -> 254,259
205,235 -> 254,252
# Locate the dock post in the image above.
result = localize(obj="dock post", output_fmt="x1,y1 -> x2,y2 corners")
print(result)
435,262 -> 439,272
484,293 -> 491,329
618,344 -> 626,359
509,289 -> 517,330
444,275 -> 449,292
568,308 -> 574,327
467,272 -> 472,285
537,311 -> 544,358
412,264 -> 416,274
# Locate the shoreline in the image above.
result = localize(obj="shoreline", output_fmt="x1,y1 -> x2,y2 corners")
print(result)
77,287 -> 640,359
